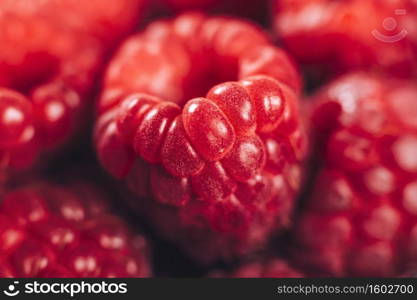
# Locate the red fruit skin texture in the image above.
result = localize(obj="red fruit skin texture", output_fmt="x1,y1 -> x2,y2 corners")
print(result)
96,13 -> 306,263
0,181 -> 151,278
0,0 -> 145,185
0,0 -> 145,46
273,0 -> 417,78
294,72 -> 417,277
212,259 -> 304,278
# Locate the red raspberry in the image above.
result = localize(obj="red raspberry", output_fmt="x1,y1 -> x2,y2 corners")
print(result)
1,0 -> 146,46
95,13 -> 306,263
273,0 -> 417,78
213,259 -> 304,278
293,73 -> 417,277
0,181 -> 151,278
0,1 -> 144,184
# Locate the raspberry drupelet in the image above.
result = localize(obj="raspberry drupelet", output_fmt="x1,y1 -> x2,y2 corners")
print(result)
0,181 -> 151,277
293,73 -> 417,277
95,13 -> 307,263
0,0 -> 145,185
273,0 -> 417,79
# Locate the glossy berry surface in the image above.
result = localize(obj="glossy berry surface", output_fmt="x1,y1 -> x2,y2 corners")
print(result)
0,181 -> 151,278
96,13 -> 306,263
1,0 -> 145,46
0,0 -> 145,183
273,0 -> 417,78
293,73 -> 417,277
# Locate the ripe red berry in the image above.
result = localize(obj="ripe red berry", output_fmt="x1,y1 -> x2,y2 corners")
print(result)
293,73 -> 417,277
96,13 -> 306,263
0,181 -> 151,278
273,0 -> 417,78
0,0 -> 145,184
0,0 -> 146,46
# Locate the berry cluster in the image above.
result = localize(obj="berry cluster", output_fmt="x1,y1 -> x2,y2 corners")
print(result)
1,0 -> 417,279
293,73 -> 417,277
273,0 -> 417,78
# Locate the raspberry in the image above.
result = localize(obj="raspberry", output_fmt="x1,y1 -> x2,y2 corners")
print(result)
293,73 -> 417,277
96,13 -> 306,263
213,259 -> 304,278
0,181 -> 151,277
0,1 -> 144,184
0,90 -> 38,176
1,0 -> 146,46
273,0 -> 417,78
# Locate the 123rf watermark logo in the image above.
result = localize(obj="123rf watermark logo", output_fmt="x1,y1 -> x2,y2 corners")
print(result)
372,9 -> 408,43
3,281 -> 128,297
3,281 -> 20,297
